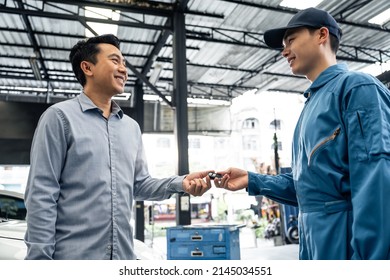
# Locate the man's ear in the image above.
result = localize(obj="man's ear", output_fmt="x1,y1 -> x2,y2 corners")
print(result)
318,27 -> 330,44
80,61 -> 93,77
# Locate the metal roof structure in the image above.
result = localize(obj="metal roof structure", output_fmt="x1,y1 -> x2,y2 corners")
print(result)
1,0 -> 390,106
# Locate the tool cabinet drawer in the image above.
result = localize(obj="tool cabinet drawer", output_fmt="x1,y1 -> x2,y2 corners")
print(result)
166,225 -> 240,260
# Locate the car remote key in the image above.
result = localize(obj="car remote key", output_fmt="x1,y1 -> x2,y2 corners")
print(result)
208,172 -> 222,179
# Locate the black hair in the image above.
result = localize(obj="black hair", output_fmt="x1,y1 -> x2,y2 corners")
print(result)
69,34 -> 121,87
328,33 -> 340,54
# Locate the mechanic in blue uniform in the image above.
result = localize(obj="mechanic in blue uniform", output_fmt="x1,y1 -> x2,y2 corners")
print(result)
215,8 -> 390,259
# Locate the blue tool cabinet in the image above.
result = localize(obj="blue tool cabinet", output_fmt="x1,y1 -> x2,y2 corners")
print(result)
166,225 -> 241,260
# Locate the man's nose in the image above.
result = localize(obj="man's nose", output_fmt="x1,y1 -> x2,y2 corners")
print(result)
281,47 -> 289,58
119,64 -> 127,76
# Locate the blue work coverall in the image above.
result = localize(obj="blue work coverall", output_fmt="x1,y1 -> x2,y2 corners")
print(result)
248,63 -> 390,259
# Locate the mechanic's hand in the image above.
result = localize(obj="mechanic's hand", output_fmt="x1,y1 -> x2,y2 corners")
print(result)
213,167 -> 248,192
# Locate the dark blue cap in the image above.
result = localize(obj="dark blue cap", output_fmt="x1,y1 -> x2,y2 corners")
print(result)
264,7 -> 342,49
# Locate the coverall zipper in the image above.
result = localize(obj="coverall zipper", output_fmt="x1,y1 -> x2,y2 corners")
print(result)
308,127 -> 341,166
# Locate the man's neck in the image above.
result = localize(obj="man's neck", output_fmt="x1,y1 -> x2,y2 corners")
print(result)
83,88 -> 112,118
307,55 -> 337,83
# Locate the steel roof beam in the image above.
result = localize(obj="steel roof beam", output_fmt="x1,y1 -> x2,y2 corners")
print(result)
43,0 -> 174,17
187,26 -> 388,63
125,60 -> 172,107
0,71 -> 300,99
41,0 -> 224,19
221,0 -> 390,34
15,0 -> 48,81
0,6 -> 171,31
1,39 -> 384,65
141,23 -> 172,76
0,27 -> 199,51
186,34 -> 269,49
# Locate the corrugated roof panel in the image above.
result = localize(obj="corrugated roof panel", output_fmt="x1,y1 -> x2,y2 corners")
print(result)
0,30 -> 30,45
0,57 -> 30,68
29,16 -> 85,35
35,34 -> 81,50
45,61 -> 73,72
0,13 -> 24,29
0,45 -> 34,57
124,55 -> 147,69
40,49 -> 69,60
1,0 -> 390,103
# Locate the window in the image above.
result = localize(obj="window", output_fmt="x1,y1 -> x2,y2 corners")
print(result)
242,136 -> 258,150
242,118 -> 259,129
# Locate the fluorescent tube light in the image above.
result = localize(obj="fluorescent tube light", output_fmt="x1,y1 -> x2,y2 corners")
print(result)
368,8 -> 390,25
85,7 -> 120,37
149,64 -> 163,86
280,0 -> 323,9
359,61 -> 390,76
29,57 -> 42,80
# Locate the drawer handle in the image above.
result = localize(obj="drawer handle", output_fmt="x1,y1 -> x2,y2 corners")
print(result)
191,251 -> 204,257
191,235 -> 203,241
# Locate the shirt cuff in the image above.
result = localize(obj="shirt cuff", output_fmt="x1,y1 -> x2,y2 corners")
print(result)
170,175 -> 187,193
247,171 -> 262,196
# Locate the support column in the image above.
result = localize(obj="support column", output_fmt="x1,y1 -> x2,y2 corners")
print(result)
172,8 -> 191,225
134,81 -> 145,241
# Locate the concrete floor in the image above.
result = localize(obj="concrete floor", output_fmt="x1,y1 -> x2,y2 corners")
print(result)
240,239 -> 299,260
239,227 -> 299,260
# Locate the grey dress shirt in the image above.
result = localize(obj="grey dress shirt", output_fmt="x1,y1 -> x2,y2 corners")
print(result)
24,92 -> 185,259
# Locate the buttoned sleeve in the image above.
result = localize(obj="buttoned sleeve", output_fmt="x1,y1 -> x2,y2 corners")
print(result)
343,78 -> 390,259
24,107 -> 67,259
131,124 -> 185,201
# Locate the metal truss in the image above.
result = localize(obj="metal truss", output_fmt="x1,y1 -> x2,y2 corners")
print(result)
1,0 -> 390,100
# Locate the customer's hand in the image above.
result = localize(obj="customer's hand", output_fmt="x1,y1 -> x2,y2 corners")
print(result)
213,167 -> 248,191
183,170 -> 213,196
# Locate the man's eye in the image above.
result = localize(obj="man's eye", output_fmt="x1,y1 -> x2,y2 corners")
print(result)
112,59 -> 119,64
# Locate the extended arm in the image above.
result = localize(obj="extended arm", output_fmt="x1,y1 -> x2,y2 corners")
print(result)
215,167 -> 298,206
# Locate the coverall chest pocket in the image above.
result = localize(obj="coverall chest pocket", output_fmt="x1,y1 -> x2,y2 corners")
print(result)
308,127 -> 341,167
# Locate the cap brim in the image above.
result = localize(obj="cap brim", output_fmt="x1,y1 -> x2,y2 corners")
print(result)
263,27 -> 288,50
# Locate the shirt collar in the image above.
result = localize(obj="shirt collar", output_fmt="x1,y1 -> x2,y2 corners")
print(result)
304,63 -> 348,98
77,92 -> 124,119
111,99 -> 124,119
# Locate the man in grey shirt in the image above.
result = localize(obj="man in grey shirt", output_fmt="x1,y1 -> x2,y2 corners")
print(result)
24,34 -> 212,260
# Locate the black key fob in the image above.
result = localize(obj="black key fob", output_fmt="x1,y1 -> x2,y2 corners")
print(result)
208,172 -> 222,179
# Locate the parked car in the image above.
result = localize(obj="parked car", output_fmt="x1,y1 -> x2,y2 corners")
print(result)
0,190 -> 26,220
0,219 -> 26,259
0,190 -> 165,260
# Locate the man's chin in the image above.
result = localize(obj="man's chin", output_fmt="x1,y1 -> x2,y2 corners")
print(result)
113,88 -> 125,96
290,68 -> 302,76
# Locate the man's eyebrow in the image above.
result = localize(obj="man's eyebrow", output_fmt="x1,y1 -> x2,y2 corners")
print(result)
108,53 -> 125,60
283,30 -> 294,41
